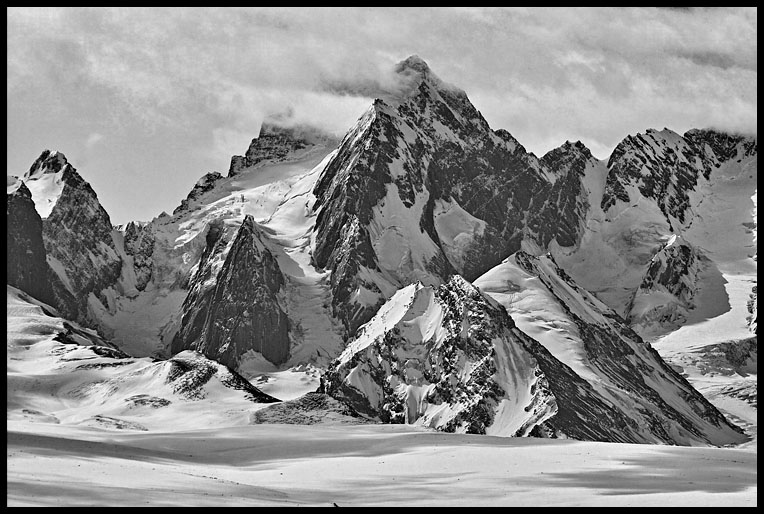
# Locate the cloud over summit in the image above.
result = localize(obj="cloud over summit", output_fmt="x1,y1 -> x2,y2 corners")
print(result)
7,7 -> 757,224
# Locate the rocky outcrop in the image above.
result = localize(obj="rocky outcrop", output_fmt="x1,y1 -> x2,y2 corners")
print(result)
123,221 -> 155,291
171,215 -> 290,368
626,235 -> 711,336
6,182 -> 56,306
602,128 -> 757,227
38,154 -> 122,325
228,123 -> 334,177
172,172 -> 223,214
747,285 -> 757,334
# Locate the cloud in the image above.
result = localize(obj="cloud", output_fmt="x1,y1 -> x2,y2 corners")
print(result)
8,8 -> 756,146
85,132 -> 104,149
6,7 -> 757,223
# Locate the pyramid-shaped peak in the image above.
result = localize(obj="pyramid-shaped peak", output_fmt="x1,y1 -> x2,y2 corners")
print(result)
25,149 -> 70,180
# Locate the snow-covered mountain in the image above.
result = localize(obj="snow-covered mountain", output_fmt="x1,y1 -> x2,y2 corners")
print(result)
311,56 -> 599,339
552,127 -> 757,336
6,56 -> 756,449
319,256 -> 745,445
7,285 -> 279,432
10,151 -> 123,326
65,119 -> 347,384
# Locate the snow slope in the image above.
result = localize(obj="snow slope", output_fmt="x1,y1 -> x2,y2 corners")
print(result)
474,251 -> 749,446
7,285 -> 279,432
88,132 -> 344,399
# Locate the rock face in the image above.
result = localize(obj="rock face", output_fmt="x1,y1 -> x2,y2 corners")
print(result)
626,235 -> 712,336
321,276 -> 559,435
747,285 -> 757,334
602,128 -> 756,228
321,253 -> 746,444
229,122 -> 335,177
551,126 -> 757,324
171,215 -> 290,368
312,56 -> 597,339
19,150 -> 123,327
173,172 -> 223,214
6,181 -> 57,306
122,221 -> 155,292
489,252 -> 745,445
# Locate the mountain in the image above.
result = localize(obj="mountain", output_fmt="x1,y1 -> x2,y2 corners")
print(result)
6,56 -> 756,448
552,127 -> 757,333
319,257 -> 745,445
625,234 -> 715,338
80,120 -> 342,369
171,215 -> 290,368
229,122 -> 337,177
10,151 -> 123,327
6,179 -> 57,307
312,56 -> 598,339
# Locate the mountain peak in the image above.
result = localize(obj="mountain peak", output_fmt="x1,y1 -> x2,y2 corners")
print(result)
383,55 -> 456,105
25,149 -> 70,180
561,140 -> 591,154
228,121 -> 336,177
394,54 -> 431,76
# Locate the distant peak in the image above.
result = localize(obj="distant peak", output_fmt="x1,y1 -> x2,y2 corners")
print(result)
541,139 -> 593,165
643,127 -> 682,140
380,54 -> 471,110
25,149 -> 70,180
257,121 -> 336,145
562,140 -> 588,151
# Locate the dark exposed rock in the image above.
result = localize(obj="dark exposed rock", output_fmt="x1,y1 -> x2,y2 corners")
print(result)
165,353 -> 279,403
172,172 -> 223,215
6,182 -> 57,306
602,128 -> 756,226
170,219 -> 229,356
22,151 -> 123,328
53,321 -> 122,351
172,216 -> 290,368
747,285 -> 757,334
626,236 -> 714,336
228,123 -> 334,177
123,221 -> 155,291
250,392 -> 370,424
125,395 -> 172,408
684,128 -> 757,162
312,57 -> 597,338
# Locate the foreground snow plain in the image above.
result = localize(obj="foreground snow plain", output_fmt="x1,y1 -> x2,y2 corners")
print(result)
6,420 -> 756,507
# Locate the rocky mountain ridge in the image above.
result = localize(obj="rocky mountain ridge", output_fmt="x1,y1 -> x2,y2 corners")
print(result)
6,56 -> 756,447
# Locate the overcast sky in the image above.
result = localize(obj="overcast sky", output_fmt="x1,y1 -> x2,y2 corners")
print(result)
7,7 -> 757,225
